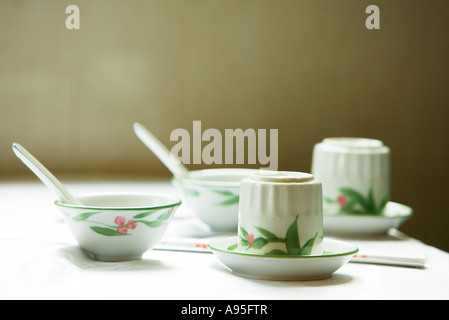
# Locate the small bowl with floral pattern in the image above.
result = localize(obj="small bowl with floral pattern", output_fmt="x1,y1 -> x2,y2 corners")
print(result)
172,168 -> 259,232
55,192 -> 181,261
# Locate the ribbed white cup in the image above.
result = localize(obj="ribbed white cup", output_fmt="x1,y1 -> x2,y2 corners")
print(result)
238,171 -> 323,256
311,138 -> 390,215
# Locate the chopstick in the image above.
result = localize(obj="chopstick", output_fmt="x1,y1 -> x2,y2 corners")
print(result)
350,254 -> 427,268
155,237 -> 211,253
155,238 -> 427,268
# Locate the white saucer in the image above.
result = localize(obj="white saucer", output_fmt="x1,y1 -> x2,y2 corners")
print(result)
324,202 -> 412,236
208,237 -> 358,281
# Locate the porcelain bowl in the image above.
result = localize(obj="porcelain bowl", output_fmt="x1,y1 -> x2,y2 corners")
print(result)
55,192 -> 181,261
172,168 -> 259,232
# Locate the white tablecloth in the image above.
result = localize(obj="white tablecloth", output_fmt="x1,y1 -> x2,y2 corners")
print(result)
1,179 -> 448,300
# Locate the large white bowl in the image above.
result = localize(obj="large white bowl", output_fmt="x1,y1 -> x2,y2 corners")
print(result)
172,168 -> 259,232
55,193 -> 181,261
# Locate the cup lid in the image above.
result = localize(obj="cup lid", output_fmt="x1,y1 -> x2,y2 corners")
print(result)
323,137 -> 383,148
246,171 -> 315,184
317,137 -> 389,154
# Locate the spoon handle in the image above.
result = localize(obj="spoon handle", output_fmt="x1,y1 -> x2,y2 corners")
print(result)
134,122 -> 189,178
12,143 -> 81,205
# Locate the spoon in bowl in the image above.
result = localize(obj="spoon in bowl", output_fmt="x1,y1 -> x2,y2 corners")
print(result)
133,122 -> 189,179
12,143 -> 83,205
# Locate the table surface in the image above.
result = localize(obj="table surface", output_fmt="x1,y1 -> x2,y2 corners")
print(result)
1,178 -> 448,300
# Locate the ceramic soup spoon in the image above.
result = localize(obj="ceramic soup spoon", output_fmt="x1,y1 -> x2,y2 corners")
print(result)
133,122 -> 189,179
12,143 -> 82,205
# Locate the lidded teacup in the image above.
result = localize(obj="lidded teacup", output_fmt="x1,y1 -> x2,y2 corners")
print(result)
311,137 -> 390,215
237,171 -> 323,256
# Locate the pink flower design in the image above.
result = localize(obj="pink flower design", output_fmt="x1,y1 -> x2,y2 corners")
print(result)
116,226 -> 129,235
245,234 -> 255,247
127,219 -> 137,230
337,195 -> 347,208
114,216 -> 138,234
114,216 -> 126,226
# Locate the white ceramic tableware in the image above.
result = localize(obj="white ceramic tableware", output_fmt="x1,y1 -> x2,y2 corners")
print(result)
312,137 -> 390,215
238,171 -> 323,255
324,201 -> 412,235
12,143 -> 82,205
133,122 -> 259,232
172,168 -> 259,232
55,193 -> 181,261
208,237 -> 358,280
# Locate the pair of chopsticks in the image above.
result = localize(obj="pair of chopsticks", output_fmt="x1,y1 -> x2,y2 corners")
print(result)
155,238 -> 427,269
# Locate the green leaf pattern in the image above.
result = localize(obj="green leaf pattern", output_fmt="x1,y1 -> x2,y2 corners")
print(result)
71,208 -> 174,237
328,186 -> 388,215
236,216 -> 318,256
212,189 -> 239,206
181,186 -> 239,206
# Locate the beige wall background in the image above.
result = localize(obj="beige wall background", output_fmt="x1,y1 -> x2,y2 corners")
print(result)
1,1 -> 448,251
